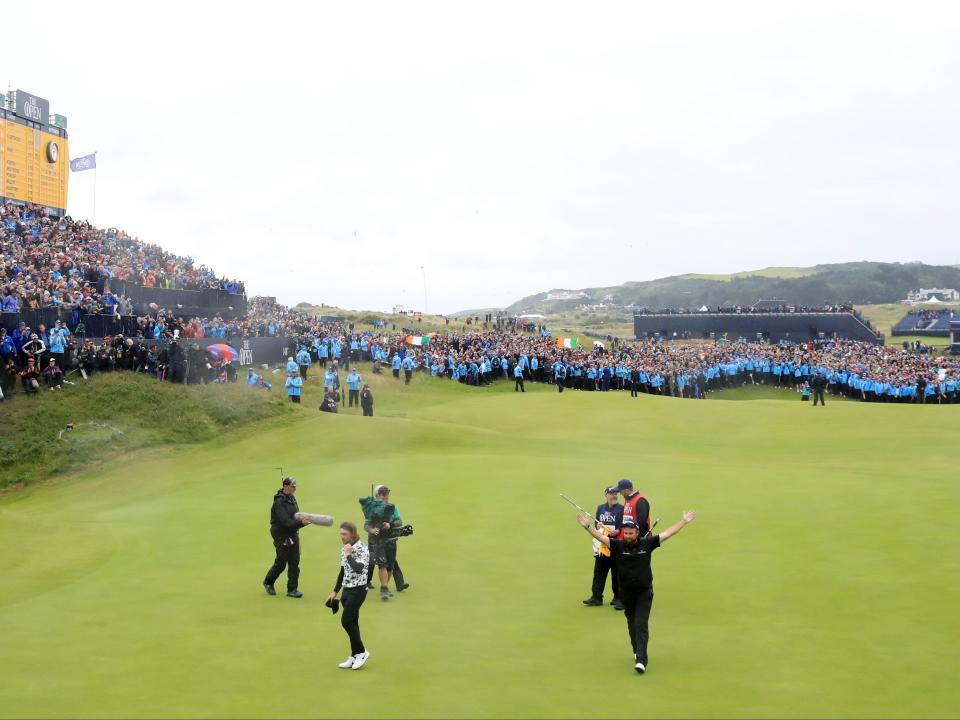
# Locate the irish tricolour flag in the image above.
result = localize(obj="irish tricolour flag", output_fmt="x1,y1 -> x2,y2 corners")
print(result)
406,335 -> 430,346
556,337 -> 579,349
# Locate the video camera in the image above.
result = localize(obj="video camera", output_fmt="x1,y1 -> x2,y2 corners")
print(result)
359,496 -> 414,540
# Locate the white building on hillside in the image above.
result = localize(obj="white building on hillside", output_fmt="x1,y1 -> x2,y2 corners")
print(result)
546,290 -> 589,301
904,288 -> 960,304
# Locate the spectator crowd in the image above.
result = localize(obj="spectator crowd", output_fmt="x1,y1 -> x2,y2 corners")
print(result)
2,201 -> 957,406
1,202 -> 243,317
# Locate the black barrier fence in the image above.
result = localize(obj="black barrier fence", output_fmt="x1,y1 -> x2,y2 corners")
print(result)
71,336 -> 292,368
633,312 -> 883,344
105,279 -> 247,318
1,311 -> 292,367
2,309 -> 141,337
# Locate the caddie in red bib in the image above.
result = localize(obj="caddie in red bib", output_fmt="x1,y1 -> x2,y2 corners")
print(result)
616,478 -> 650,538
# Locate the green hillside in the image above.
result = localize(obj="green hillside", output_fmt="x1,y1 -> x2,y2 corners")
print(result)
1,375 -> 957,718
505,262 -> 960,315
680,265 -> 819,281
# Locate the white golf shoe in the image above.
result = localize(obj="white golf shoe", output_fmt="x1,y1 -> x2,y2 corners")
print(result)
634,661 -> 646,674
351,650 -> 370,670
338,656 -> 355,669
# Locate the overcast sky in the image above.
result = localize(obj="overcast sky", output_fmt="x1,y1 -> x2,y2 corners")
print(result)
8,2 -> 960,313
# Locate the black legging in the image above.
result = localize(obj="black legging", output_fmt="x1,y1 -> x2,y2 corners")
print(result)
341,587 -> 368,656
621,587 -> 654,665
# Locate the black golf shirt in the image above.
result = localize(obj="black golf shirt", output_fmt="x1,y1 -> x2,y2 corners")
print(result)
609,535 -> 660,592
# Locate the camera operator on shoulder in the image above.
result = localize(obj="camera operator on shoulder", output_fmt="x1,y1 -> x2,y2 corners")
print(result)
363,485 -> 409,600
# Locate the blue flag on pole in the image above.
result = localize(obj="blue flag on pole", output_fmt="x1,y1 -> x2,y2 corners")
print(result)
70,153 -> 96,172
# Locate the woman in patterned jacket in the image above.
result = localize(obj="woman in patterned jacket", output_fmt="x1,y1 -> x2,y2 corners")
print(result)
328,522 -> 371,670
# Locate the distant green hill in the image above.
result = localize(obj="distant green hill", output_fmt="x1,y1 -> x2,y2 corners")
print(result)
504,262 -> 960,314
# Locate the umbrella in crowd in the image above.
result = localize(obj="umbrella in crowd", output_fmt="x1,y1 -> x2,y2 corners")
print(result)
207,343 -> 240,361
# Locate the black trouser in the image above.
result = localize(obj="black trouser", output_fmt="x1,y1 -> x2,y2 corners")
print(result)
621,586 -> 654,665
290,394 -> 300,403
515,376 -> 524,392
393,369 -> 400,379
404,370 -> 412,384
264,534 -> 300,591
813,388 -> 825,406
590,552 -> 619,601
557,378 -> 564,392
362,405 -> 373,417
299,366 -> 308,380
392,558 -> 406,588
349,389 -> 359,406
340,586 -> 368,656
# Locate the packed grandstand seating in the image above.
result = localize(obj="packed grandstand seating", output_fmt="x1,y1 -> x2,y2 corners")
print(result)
632,303 -> 855,315
1,202 -> 243,317
892,309 -> 955,335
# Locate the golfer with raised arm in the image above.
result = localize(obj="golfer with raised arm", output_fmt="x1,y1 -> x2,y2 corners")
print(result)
577,509 -> 697,674
327,522 -> 371,670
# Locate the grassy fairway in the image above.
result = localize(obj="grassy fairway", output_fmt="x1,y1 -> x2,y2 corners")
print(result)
1,373 -> 958,718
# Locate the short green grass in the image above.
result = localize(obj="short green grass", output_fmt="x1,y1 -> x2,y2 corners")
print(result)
0,374 -> 958,718
0,373 -> 294,490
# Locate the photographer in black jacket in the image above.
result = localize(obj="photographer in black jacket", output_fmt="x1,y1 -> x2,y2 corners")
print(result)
263,477 -> 311,598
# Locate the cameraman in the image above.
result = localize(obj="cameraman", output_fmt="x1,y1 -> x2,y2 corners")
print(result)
262,477 -> 311,598
364,485 -> 409,600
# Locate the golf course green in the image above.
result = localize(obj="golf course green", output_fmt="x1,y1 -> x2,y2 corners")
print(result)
1,372 -> 958,718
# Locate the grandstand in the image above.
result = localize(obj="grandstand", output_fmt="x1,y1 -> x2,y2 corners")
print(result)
892,309 -> 955,337
633,310 -> 882,344
1,203 -> 246,338
952,318 -> 960,355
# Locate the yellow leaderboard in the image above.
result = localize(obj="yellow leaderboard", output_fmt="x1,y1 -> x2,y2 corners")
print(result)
0,109 -> 69,215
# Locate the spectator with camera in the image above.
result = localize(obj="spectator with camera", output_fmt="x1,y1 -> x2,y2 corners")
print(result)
19,356 -> 40,394
360,384 -> 374,417
42,357 -> 64,390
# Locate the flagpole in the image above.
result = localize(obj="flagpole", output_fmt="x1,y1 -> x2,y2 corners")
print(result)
92,152 -> 97,226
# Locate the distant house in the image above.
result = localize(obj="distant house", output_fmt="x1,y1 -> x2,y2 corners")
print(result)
905,288 -> 960,304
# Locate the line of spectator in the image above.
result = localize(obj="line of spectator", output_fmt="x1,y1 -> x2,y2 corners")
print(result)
632,303 -> 855,315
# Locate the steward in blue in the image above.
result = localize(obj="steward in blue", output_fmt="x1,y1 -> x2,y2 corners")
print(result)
514,362 -> 525,392
401,355 -> 415,384
554,362 -> 566,393
296,347 -> 312,380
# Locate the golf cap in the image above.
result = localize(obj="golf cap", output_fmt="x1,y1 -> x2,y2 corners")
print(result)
282,477 -> 297,487
616,479 -> 634,491
605,486 -> 619,495
621,520 -> 640,530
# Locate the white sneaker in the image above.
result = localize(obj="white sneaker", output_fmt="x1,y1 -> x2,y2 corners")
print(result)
351,650 -> 370,670
337,656 -> 355,669
634,661 -> 646,674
